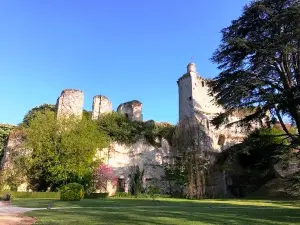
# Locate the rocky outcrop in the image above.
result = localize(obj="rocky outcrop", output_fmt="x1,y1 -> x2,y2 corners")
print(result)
274,157 -> 300,178
56,89 -> 84,119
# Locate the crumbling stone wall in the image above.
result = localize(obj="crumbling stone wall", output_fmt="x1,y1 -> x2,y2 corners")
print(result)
117,100 -> 143,121
1,129 -> 26,170
92,95 -> 112,120
177,63 -> 265,152
95,138 -> 172,196
56,89 -> 84,119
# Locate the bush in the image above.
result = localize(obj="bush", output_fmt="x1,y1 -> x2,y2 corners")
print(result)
148,185 -> 160,200
112,192 -> 132,198
0,191 -> 59,199
84,193 -> 109,199
60,183 -> 84,201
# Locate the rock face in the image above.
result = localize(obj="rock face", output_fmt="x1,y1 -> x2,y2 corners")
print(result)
1,130 -> 26,170
95,138 -> 172,196
0,129 -> 29,192
117,100 -> 143,121
92,95 -> 112,120
56,89 -> 84,119
274,157 -> 300,178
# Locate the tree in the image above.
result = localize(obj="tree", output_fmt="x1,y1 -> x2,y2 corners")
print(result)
217,125 -> 296,196
129,166 -> 144,195
22,104 -> 56,127
209,0 -> 300,146
92,164 -> 117,192
173,117 -> 213,199
163,159 -> 187,197
24,110 -> 109,190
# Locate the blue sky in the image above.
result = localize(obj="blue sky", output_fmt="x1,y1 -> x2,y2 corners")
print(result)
0,0 -> 250,125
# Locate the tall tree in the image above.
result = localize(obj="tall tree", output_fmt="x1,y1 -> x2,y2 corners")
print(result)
24,110 -> 109,190
209,0 -> 300,145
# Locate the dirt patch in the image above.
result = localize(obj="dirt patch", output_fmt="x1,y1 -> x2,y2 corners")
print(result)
0,214 -> 36,225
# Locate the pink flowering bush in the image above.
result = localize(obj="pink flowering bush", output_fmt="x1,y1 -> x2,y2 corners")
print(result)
93,164 -> 117,191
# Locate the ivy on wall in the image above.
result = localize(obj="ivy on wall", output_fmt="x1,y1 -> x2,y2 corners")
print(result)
97,112 -> 175,147
0,124 -> 15,162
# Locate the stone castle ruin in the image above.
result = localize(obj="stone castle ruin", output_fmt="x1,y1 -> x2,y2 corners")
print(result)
1,62 -> 265,196
92,95 -> 112,120
56,89 -> 84,119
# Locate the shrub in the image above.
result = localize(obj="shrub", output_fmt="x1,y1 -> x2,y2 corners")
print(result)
112,192 -> 132,198
60,183 -> 84,201
148,185 -> 160,200
84,193 -> 109,199
0,191 -> 59,199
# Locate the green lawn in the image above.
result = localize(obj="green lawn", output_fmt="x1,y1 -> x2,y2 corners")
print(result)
13,198 -> 300,225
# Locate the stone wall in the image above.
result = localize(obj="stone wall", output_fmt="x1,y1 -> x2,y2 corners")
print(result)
92,95 -> 112,120
95,138 -> 172,196
56,89 -> 84,119
1,129 -> 26,170
117,100 -> 143,121
0,129 -> 29,192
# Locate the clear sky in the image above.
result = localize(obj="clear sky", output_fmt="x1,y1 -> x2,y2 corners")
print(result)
0,0 -> 250,125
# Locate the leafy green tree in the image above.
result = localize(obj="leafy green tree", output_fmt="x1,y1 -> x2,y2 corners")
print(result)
22,104 -> 56,127
24,110 -> 109,190
129,166 -> 144,196
221,126 -> 295,195
163,160 -> 187,197
209,0 -> 300,145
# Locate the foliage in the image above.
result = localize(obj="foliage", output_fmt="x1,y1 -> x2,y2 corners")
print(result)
163,160 -> 188,197
84,192 -> 108,199
92,164 -> 117,192
172,118 -> 212,199
60,183 -> 84,201
22,104 -> 56,127
147,185 -> 160,200
97,112 -> 175,146
82,110 -> 92,120
219,126 -> 295,195
0,191 -> 60,199
112,192 -> 133,198
129,166 -> 144,195
0,124 -> 14,162
1,193 -> 12,201
23,109 -> 109,190
209,0 -> 300,146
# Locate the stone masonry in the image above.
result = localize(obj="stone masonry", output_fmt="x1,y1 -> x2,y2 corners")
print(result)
56,89 -> 84,119
117,100 -> 143,121
92,95 -> 112,120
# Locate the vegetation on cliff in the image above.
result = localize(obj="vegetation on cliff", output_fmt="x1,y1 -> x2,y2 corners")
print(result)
97,112 -> 175,147
0,124 -> 15,162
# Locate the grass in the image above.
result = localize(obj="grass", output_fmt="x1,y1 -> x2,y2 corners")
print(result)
12,198 -> 300,225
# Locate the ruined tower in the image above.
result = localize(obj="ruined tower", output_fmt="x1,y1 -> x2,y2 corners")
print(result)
117,100 -> 143,121
177,63 -> 222,122
92,95 -> 112,120
56,89 -> 84,119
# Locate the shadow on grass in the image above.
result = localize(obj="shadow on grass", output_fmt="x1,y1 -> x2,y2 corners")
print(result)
13,197 -> 300,209
27,205 -> 300,225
